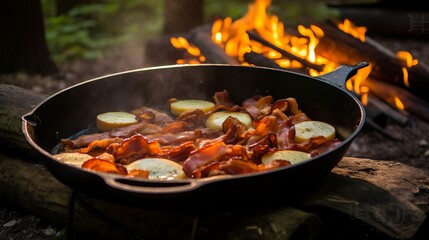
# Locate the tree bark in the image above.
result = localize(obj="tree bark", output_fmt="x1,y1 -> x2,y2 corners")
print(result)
163,0 -> 204,35
0,0 -> 57,75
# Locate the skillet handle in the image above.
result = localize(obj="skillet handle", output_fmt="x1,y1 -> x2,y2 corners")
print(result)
315,62 -> 369,89
103,176 -> 203,194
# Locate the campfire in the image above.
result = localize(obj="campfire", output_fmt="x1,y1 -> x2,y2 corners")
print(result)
145,0 -> 429,132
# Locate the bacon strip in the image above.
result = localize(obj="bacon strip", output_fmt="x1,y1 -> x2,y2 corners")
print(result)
182,141 -> 230,177
114,135 -> 163,163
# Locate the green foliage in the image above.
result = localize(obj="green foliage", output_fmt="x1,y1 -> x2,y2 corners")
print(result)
43,0 -> 163,63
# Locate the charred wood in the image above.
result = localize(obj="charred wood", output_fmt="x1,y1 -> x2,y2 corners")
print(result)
247,30 -> 325,72
366,93 -> 409,127
243,51 -> 282,69
315,21 -> 429,103
188,27 -> 239,65
144,34 -> 189,66
364,79 -> 429,123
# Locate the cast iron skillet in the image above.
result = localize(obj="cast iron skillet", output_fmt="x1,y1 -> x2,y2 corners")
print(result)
22,63 -> 368,205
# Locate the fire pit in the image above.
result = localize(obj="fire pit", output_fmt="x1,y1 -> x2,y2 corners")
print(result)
144,0 -> 429,169
145,0 -> 429,124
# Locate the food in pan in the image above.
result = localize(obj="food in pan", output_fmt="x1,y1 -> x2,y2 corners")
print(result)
56,90 -> 341,180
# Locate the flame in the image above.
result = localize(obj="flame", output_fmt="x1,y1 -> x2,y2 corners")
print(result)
346,63 -> 372,95
170,37 -> 205,64
338,19 -> 367,42
360,86 -> 369,106
170,1 -> 372,105
394,96 -> 405,110
396,51 -> 418,88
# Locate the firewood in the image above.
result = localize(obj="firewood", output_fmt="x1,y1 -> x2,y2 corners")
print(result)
0,84 -> 47,155
144,34 -> 189,66
315,21 -> 429,103
188,26 -> 240,65
247,30 -> 325,72
0,84 -> 427,239
243,51 -> 282,69
364,79 -> 429,122
366,93 -> 409,126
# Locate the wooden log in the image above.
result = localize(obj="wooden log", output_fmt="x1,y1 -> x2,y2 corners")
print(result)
144,34 -> 189,66
0,84 -> 47,155
364,78 -> 429,123
366,93 -> 409,127
247,30 -> 325,72
315,21 -> 429,103
188,26 -> 240,65
243,51 -> 282,69
0,84 -> 428,239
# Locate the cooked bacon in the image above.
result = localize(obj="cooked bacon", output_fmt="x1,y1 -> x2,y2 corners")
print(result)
222,116 -> 248,144
205,104 -> 238,116
271,99 -> 288,113
247,132 -> 277,150
109,122 -> 163,137
285,98 -> 302,115
82,158 -> 128,175
292,112 -> 311,124
135,110 -> 156,123
309,139 -> 342,157
242,95 -> 273,119
79,137 -> 122,154
213,90 -> 234,107
175,109 -> 206,128
60,91 -> 343,180
252,115 -> 278,136
62,132 -> 111,148
127,169 -> 150,179
289,136 -> 330,152
161,121 -> 188,134
145,131 -> 195,146
114,135 -> 163,163
276,117 -> 295,149
162,141 -> 197,162
131,106 -> 174,126
183,141 -> 230,177
202,159 -> 263,177
194,128 -> 223,139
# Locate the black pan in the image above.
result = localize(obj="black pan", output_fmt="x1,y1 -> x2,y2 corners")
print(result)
22,63 -> 368,206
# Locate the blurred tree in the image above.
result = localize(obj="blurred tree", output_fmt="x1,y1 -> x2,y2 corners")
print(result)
56,0 -> 100,15
163,0 -> 204,34
0,0 -> 57,75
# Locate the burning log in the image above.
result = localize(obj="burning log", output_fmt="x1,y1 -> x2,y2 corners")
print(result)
247,30 -> 325,72
315,21 -> 429,103
0,84 -> 428,240
188,26 -> 239,65
243,51 -> 282,69
144,34 -> 188,66
364,79 -> 429,123
366,94 -> 409,127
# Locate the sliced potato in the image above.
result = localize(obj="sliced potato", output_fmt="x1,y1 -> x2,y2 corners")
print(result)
206,111 -> 252,131
170,99 -> 215,116
294,120 -> 335,143
53,152 -> 93,168
96,111 -> 138,132
126,158 -> 186,180
261,150 -> 311,165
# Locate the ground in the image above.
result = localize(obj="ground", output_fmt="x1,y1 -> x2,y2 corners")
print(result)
1,36 -> 429,239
